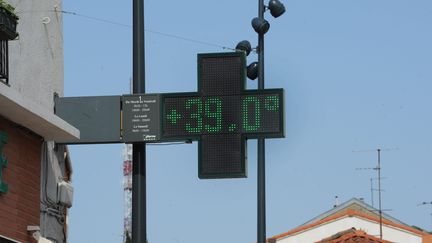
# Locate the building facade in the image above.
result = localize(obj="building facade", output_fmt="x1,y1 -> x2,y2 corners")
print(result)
0,1 -> 78,242
268,198 -> 432,243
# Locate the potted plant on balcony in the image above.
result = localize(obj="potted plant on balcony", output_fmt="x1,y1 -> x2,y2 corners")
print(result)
0,0 -> 18,40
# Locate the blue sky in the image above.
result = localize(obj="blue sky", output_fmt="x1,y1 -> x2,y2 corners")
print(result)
63,0 -> 432,242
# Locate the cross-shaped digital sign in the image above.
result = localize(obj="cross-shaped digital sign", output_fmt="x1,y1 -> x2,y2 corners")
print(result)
161,52 -> 284,179
54,52 -> 284,179
0,132 -> 8,193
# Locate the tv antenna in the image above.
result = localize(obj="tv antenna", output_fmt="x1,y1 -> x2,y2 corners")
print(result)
418,201 -> 432,231
353,147 -> 398,239
364,177 -> 387,207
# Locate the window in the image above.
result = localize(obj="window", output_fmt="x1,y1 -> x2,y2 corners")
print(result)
0,40 -> 8,84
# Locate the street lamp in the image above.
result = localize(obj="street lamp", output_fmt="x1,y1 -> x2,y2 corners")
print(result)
235,0 -> 286,238
251,17 -> 270,35
268,0 -> 286,18
247,62 -> 259,80
236,0 -> 285,82
253,1 -> 285,243
235,40 -> 252,56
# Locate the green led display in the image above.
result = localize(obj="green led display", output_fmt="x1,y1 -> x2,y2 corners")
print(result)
185,98 -> 202,133
204,98 -> 222,133
242,96 -> 261,132
162,90 -> 284,138
160,52 -> 285,179
265,96 -> 279,111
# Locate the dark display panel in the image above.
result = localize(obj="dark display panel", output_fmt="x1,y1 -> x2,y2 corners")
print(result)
161,52 -> 284,179
199,54 -> 244,96
199,134 -> 245,178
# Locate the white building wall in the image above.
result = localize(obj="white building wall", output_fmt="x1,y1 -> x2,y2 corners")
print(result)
277,216 -> 422,243
8,0 -> 64,109
1,2 -> 72,243
0,1 -> 78,140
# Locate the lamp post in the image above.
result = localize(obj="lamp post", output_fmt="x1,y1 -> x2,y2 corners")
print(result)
257,1 -> 266,242
132,0 -> 147,242
255,1 -> 285,242
236,1 -> 285,242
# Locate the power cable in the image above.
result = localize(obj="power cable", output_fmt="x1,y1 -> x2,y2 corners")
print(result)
60,10 -> 131,28
54,10 -> 235,50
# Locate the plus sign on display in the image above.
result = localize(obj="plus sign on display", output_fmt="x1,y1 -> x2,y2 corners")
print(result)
162,52 -> 284,179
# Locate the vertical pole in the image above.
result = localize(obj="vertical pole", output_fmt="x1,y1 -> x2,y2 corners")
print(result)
430,203 -> 432,231
257,0 -> 266,242
378,149 -> 383,240
132,0 -> 146,242
370,178 -> 374,207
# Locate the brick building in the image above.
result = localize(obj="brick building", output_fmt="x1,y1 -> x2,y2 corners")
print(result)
0,0 -> 79,242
